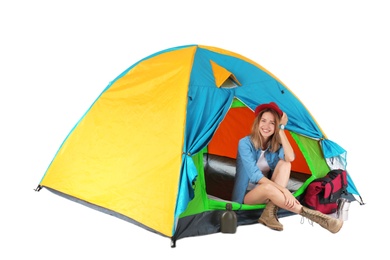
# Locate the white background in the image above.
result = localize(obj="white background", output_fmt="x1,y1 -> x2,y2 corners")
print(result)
1,1 -> 388,259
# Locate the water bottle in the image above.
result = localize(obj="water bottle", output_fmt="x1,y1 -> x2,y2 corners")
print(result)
220,203 -> 237,234
337,197 -> 351,220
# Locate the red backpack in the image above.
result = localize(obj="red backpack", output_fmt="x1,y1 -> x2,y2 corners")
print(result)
302,169 -> 348,214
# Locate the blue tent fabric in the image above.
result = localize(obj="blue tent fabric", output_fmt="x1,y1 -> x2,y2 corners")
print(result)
346,173 -> 360,196
173,46 -> 325,219
175,73 -> 234,219
322,139 -> 347,158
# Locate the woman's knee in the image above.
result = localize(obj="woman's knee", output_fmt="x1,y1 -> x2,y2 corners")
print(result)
272,160 -> 291,185
262,182 -> 279,193
275,160 -> 291,172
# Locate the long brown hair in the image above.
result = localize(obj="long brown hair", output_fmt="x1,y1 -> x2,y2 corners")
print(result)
250,108 -> 281,152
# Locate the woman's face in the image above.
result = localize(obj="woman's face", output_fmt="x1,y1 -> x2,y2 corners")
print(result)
258,111 -> 276,138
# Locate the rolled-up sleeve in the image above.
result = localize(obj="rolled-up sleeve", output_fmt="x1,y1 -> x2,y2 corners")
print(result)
232,137 -> 264,203
237,137 -> 264,183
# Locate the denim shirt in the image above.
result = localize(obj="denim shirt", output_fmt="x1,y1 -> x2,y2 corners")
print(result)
231,136 -> 285,204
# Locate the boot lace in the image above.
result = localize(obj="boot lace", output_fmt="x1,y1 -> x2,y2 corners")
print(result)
273,206 -> 279,221
300,216 -> 313,226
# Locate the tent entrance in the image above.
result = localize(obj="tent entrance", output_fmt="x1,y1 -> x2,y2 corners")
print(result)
202,101 -> 314,202
180,99 -> 329,218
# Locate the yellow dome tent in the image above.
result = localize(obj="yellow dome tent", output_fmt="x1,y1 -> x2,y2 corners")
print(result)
36,45 -> 363,247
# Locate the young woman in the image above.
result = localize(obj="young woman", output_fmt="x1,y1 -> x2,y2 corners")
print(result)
231,102 -> 343,233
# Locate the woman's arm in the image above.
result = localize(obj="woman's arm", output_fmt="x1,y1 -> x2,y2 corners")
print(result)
279,112 -> 295,162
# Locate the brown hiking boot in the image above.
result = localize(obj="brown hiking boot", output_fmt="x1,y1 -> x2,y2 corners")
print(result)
258,201 -> 283,231
300,206 -> 343,234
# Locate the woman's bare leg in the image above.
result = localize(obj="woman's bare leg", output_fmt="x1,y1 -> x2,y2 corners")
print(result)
271,160 -> 291,187
244,182 -> 302,214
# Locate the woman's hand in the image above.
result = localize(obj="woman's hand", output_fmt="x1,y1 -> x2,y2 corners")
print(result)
282,188 -> 300,209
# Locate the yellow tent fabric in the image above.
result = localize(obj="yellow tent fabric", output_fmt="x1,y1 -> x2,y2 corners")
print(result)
210,60 -> 241,87
40,47 -> 195,237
